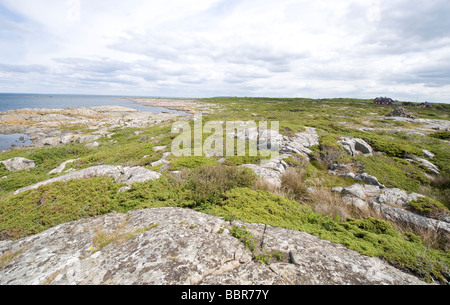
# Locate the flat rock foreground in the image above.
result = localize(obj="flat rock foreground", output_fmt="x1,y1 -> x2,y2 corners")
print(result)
0,207 -> 427,285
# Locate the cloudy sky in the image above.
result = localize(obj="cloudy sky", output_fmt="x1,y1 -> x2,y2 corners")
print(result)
0,0 -> 449,102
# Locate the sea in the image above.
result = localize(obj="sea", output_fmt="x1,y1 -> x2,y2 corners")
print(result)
0,93 -> 188,151
0,93 -> 188,113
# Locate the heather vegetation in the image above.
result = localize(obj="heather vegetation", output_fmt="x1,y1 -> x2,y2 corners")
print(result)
1,97 -> 449,283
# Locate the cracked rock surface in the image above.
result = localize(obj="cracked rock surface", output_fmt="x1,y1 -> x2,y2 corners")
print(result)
0,207 -> 427,285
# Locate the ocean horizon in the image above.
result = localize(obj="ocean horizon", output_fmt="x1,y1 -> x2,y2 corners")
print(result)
0,93 -> 190,151
0,93 -> 188,114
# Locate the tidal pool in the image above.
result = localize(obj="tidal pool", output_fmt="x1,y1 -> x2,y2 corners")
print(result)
0,133 -> 32,151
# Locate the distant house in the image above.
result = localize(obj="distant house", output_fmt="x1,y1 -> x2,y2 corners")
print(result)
402,102 -> 415,107
374,97 -> 394,105
419,102 -> 433,108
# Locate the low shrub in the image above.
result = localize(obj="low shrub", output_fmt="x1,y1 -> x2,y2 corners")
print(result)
173,164 -> 257,207
0,178 -> 121,240
429,131 -> 450,141
356,155 -> 429,193
224,155 -> 261,166
407,197 -> 449,220
205,187 -> 450,283
170,156 -> 217,170
284,153 -> 309,169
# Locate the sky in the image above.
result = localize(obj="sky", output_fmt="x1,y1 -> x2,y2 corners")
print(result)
0,0 -> 449,103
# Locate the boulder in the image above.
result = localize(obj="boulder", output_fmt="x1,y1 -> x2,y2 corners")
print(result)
0,207 -> 427,285
354,139 -> 373,155
42,137 -> 60,146
422,150 -> 435,159
342,172 -> 356,179
354,173 -> 384,188
342,196 -> 371,214
0,157 -> 36,172
241,164 -> 282,187
340,184 -> 382,200
342,184 -> 367,200
258,128 -> 283,152
338,137 -> 373,157
60,134 -> 80,144
331,187 -> 343,193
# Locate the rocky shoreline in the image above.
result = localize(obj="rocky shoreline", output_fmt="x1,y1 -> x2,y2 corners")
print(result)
123,98 -> 218,114
1,101 -> 449,285
0,105 -> 183,150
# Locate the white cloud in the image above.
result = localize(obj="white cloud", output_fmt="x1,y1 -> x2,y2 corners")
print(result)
0,0 -> 449,102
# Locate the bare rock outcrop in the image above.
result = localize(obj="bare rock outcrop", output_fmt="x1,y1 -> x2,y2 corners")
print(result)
329,164 -> 384,188
0,157 -> 36,171
0,106 -> 181,151
242,127 -> 319,187
404,154 -> 440,175
333,184 -> 450,236
338,137 -> 373,157
0,207 -> 427,285
281,127 -> 320,157
48,159 -> 79,175
14,165 -> 161,195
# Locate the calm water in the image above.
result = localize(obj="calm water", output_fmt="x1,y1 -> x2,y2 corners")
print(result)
0,93 -> 188,151
0,134 -> 32,151
0,93 -> 188,114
